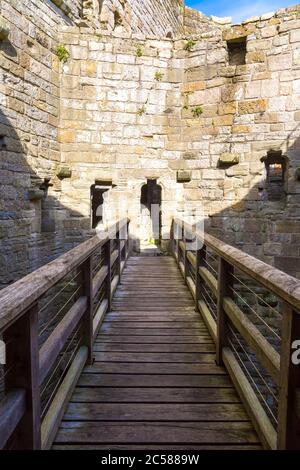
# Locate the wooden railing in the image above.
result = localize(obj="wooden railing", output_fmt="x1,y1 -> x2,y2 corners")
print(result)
0,218 -> 130,450
172,218 -> 300,450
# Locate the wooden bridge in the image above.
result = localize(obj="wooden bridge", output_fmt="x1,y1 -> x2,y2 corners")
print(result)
0,218 -> 300,450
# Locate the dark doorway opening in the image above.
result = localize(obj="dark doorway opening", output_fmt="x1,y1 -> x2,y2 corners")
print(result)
91,181 -> 112,229
262,151 -> 287,201
140,179 -> 162,243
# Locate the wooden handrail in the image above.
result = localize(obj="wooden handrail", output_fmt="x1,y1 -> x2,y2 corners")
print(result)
172,217 -> 300,450
174,217 -> 300,313
0,218 -> 129,333
0,217 -> 130,450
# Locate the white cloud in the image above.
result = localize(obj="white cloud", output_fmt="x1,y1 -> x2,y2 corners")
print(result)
189,0 -> 294,23
229,1 -> 280,22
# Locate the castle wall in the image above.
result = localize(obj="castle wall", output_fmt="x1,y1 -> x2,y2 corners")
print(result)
59,6 -> 300,277
98,0 -> 184,37
0,0 -> 83,288
1,1 -> 300,288
58,30 -> 185,247
180,7 -> 300,277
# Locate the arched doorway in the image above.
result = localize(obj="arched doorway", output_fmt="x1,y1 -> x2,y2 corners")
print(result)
140,179 -> 162,245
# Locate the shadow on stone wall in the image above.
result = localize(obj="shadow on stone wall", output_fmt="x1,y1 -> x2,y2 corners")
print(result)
0,109 -> 90,288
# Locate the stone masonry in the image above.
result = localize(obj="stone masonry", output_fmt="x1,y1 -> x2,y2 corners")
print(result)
1,0 -> 300,288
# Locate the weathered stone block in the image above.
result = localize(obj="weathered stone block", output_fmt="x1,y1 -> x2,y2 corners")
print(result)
219,153 -> 240,165
28,189 -> 44,201
0,17 -> 10,41
223,25 -> 249,41
177,171 -> 191,183
238,99 -> 267,115
56,165 -> 72,179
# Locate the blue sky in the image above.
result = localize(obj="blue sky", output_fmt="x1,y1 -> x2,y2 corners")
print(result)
185,1 -> 296,23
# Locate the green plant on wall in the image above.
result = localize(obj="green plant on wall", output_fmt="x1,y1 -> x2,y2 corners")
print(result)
184,39 -> 196,52
154,71 -> 164,81
137,106 -> 146,116
192,106 -> 203,118
136,45 -> 143,57
183,105 -> 189,110
55,44 -> 70,63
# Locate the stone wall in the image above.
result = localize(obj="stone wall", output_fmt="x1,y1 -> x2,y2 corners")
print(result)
58,30 -> 185,246
0,0 -> 84,288
58,5 -> 300,278
1,1 -> 300,288
98,0 -> 184,37
180,7 -> 300,277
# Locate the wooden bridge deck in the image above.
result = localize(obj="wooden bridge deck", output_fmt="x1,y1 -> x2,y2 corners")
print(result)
53,256 -> 262,450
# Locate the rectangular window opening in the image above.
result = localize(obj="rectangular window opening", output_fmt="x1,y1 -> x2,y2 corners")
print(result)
227,37 -> 247,66
91,181 -> 113,229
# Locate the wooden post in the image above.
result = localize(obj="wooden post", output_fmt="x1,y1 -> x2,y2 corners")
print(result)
195,246 -> 206,311
124,222 -> 129,261
183,244 -> 188,284
277,304 -> 300,449
216,258 -> 233,366
3,304 -> 41,449
104,239 -> 112,311
117,232 -> 122,281
82,256 -> 93,365
174,221 -> 181,265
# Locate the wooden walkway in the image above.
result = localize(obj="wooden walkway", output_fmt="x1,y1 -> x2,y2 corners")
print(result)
53,256 -> 262,450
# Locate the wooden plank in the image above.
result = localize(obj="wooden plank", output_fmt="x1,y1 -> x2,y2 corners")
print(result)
63,402 -> 247,421
83,362 -> 228,375
105,313 -> 201,321
77,373 -> 231,388
41,346 -> 88,450
39,296 -> 87,385
71,387 -> 240,403
93,352 -> 215,363
95,334 -> 212,344
53,444 -> 263,450
223,347 -> 277,450
102,321 -> 204,328
99,327 -> 209,336
93,343 -> 215,353
55,421 -> 260,444
223,297 -> 280,384
0,390 -> 26,449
